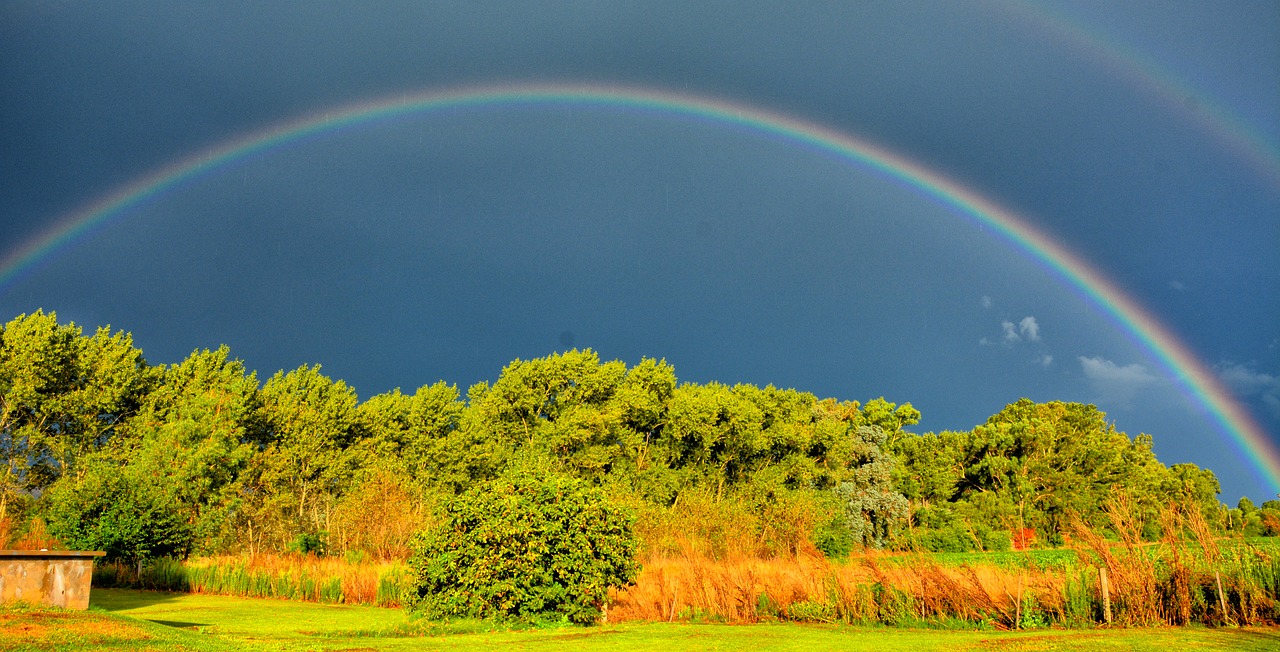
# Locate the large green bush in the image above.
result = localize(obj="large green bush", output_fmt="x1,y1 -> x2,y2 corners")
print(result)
407,471 -> 638,625
43,458 -> 192,562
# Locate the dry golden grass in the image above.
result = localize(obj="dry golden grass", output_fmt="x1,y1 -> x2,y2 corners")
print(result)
0,609 -> 153,648
610,552 -> 828,622
609,549 -> 1062,627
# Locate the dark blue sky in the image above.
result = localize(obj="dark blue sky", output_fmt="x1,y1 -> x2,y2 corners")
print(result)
2,1 -> 1277,501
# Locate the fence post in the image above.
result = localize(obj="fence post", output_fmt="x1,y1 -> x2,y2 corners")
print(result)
1099,567 -> 1112,625
1215,571 -> 1229,625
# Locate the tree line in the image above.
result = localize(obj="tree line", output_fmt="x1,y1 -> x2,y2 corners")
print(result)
0,311 -> 1272,562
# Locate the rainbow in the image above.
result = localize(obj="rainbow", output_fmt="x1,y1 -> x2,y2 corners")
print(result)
996,0 -> 1280,190
2,82 -> 1277,490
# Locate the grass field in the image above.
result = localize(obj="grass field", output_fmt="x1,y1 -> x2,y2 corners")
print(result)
872,536 -> 1280,570
0,589 -> 1278,651
85,534 -> 1280,628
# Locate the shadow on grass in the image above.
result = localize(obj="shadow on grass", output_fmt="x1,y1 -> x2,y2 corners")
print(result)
1237,628 -> 1280,643
90,588 -> 189,611
146,618 -> 212,629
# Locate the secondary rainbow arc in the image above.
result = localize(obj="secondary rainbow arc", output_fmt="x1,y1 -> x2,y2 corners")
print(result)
2,83 -> 1276,491
998,0 -> 1280,190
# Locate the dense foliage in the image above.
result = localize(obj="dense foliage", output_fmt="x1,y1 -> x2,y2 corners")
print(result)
0,310 -> 1262,572
408,469 -> 638,623
889,399 -> 1225,550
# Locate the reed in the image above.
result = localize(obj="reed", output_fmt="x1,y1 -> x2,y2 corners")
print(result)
1068,498 -> 1280,627
610,499 -> 1280,628
606,549 -> 1061,628
91,553 -> 415,607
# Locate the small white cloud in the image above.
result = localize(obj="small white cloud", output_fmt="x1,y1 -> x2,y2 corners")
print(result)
1218,362 -> 1280,417
1169,280 -> 1187,291
1265,393 -> 1280,417
1036,354 -> 1053,367
1001,320 -> 1020,343
981,295 -> 993,309
1079,356 -> 1158,404
979,337 -> 993,346
1080,356 -> 1157,384
1219,363 -> 1277,395
1019,316 -> 1041,342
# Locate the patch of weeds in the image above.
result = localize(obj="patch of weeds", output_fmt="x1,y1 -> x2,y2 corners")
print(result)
677,606 -> 726,624
756,592 -> 780,619
872,582 -> 916,626
1019,594 -> 1049,630
910,615 -> 994,630
787,600 -> 837,623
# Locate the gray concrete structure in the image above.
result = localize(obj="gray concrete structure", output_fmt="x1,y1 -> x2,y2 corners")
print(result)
0,550 -> 105,610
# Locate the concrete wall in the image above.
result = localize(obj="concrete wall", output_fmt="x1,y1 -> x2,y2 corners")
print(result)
0,551 -> 104,610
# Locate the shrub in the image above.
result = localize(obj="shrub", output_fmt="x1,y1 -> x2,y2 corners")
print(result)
330,469 -> 425,560
756,591 -> 780,618
813,515 -> 854,559
287,531 -> 328,556
981,528 -> 1013,552
407,471 -> 639,625
915,525 -> 979,553
787,599 -> 836,622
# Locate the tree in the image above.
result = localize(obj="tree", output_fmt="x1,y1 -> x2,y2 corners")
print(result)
0,311 -> 152,510
255,365 -> 360,545
860,397 -> 921,439
663,383 -> 764,497
124,347 -> 263,553
467,350 -> 629,480
609,357 -> 677,475
836,425 -> 908,549
331,465 -> 426,560
893,399 -> 1218,547
888,430 -> 963,508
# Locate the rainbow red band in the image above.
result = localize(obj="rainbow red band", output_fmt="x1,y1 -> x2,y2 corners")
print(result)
2,83 -> 1276,491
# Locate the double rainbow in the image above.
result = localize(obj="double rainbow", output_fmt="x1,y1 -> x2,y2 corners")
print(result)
2,83 -> 1275,490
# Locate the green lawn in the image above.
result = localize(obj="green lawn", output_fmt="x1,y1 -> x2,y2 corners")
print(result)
0,589 -> 1277,651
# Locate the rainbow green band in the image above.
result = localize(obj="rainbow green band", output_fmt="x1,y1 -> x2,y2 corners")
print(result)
2,83 -> 1276,491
